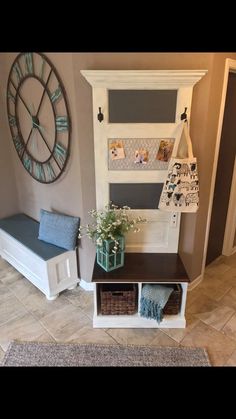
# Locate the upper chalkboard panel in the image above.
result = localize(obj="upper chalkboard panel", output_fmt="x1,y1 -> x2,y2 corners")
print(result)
108,90 -> 177,123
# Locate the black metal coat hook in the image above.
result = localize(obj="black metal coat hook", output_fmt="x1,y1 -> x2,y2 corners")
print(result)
97,107 -> 104,122
181,107 -> 188,122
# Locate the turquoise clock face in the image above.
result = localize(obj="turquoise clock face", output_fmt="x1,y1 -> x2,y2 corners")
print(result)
6,52 -> 71,184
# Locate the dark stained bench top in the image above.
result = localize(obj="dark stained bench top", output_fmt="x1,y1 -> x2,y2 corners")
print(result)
92,253 -> 189,283
0,213 -> 67,261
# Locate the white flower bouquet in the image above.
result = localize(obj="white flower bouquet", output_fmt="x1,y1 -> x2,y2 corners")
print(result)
79,203 -> 147,253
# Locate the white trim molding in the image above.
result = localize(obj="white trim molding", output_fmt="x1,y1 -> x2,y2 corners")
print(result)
188,274 -> 203,291
223,156 -> 236,256
79,279 -> 94,291
81,70 -> 208,89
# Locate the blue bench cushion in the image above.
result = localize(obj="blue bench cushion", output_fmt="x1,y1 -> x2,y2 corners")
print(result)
0,214 -> 68,261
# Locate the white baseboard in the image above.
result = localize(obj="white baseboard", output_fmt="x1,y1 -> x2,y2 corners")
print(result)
79,279 -> 94,291
188,274 -> 203,291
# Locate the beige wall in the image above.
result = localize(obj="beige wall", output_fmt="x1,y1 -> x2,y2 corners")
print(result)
0,55 -> 19,217
1,52 -> 236,282
1,53 -> 82,220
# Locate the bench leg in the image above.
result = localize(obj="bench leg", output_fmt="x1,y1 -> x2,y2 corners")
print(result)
46,294 -> 59,301
67,284 -> 78,291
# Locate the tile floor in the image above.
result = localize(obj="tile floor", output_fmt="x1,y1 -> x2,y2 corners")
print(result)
1,253 -> 236,366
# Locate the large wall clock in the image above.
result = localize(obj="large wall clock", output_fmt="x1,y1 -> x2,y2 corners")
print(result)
6,52 -> 71,184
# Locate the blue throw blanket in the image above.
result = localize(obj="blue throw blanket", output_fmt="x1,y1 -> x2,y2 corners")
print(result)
140,284 -> 174,324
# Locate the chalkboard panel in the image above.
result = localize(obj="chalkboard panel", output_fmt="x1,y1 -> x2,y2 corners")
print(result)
108,90 -> 177,123
110,183 -> 163,209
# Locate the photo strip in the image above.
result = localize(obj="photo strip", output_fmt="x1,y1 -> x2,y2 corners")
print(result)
109,140 -> 125,160
134,148 -> 149,164
156,139 -> 174,162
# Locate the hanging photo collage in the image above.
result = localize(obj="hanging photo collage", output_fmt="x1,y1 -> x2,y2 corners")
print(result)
108,138 -> 175,171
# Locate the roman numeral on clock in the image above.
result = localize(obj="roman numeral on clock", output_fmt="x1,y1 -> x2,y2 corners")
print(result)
56,116 -> 68,131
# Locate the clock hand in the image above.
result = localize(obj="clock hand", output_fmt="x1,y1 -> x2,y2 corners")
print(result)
29,102 -> 36,117
35,69 -> 53,118
33,122 -> 66,169
21,128 -> 34,159
9,79 -> 32,118
33,121 -> 52,139
32,122 -> 62,170
31,129 -> 38,154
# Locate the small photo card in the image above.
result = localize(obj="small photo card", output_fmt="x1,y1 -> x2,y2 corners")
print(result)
134,148 -> 149,164
156,139 -> 174,162
109,140 -> 125,160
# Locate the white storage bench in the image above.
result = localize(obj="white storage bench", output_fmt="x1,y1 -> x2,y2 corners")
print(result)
0,214 -> 79,300
92,253 -> 189,328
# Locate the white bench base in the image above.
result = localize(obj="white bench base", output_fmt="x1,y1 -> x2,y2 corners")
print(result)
0,229 -> 79,299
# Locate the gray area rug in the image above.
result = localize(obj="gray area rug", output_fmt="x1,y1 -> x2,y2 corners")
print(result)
2,341 -> 211,367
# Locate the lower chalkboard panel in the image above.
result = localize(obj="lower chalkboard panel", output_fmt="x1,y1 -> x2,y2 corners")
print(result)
109,183 -> 163,209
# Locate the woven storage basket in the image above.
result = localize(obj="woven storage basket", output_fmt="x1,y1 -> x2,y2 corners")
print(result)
163,284 -> 182,315
100,283 -> 137,315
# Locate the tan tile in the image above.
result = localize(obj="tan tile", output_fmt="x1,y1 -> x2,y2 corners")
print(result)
0,257 -> 12,269
7,275 -> 40,299
0,282 -> 14,301
0,266 -> 23,285
0,294 -> 27,327
0,260 -> 16,270
63,287 -> 94,319
203,269 -> 236,287
0,313 -> 54,351
196,305 -> 235,331
68,325 -> 117,345
199,276 -> 232,301
219,287 -> 236,311
24,293 -> 73,320
6,332 -> 56,350
187,293 -> 219,316
161,314 -> 200,343
148,331 -> 179,347
219,254 -> 233,264
0,346 -> 5,364
9,279 -> 72,320
186,286 -> 203,308
215,268 -> 236,287
0,265 -> 13,277
224,253 -> 236,269
205,260 -> 231,277
181,321 -> 236,366
222,313 -> 236,342
202,272 -> 217,281
218,286 -> 236,311
39,304 -> 91,342
225,348 -> 236,366
106,327 -> 169,346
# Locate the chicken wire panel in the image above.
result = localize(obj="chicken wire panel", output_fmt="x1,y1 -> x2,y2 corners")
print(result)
108,138 -> 175,171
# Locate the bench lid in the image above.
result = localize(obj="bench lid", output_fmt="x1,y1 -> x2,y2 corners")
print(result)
0,214 -> 68,261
